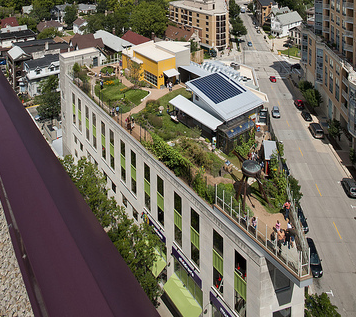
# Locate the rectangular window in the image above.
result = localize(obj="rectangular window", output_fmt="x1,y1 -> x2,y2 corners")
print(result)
144,70 -> 157,86
174,192 -> 182,247
131,150 -> 137,195
78,99 -> 82,131
133,207 -> 138,221
85,106 -> 89,140
72,93 -> 76,124
110,130 -> 115,169
144,163 -> 150,211
191,208 -> 200,267
92,113 -> 97,149
121,140 -> 126,182
122,193 -> 128,207
157,176 -> 164,226
112,182 -> 116,193
234,250 -> 247,314
329,71 -> 333,93
213,229 -> 224,294
101,121 -> 106,159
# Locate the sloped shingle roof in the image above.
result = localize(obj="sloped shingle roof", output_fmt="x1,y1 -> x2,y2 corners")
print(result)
25,54 -> 59,70
165,25 -> 194,41
37,20 -> 63,32
70,33 -> 104,50
1,17 -> 19,28
121,30 -> 150,45
73,18 -> 86,26
276,11 -> 303,25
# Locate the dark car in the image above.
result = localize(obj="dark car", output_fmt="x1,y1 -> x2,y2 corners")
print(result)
247,41 -> 252,47
296,203 -> 309,233
307,238 -> 323,278
291,63 -> 301,69
294,99 -> 305,110
301,111 -> 312,121
341,178 -> 356,198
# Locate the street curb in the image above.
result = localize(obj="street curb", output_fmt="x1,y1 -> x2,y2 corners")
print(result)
326,142 -> 352,178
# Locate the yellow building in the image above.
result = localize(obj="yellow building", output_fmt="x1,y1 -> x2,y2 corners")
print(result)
122,41 -> 190,89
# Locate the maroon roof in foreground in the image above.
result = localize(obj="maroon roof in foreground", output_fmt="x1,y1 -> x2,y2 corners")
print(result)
121,30 -> 151,45
1,17 -> 19,28
0,72 -> 159,316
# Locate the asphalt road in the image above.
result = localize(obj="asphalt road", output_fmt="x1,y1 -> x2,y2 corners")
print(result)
234,7 -> 356,316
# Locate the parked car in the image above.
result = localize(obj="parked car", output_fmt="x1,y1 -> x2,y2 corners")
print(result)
301,111 -> 312,121
307,238 -> 323,278
247,41 -> 252,47
291,63 -> 301,69
269,76 -> 277,83
283,43 -> 292,48
296,203 -> 309,233
341,178 -> 356,198
294,99 -> 305,110
34,115 -> 42,121
256,29 -> 261,34
271,106 -> 280,118
308,123 -> 324,139
258,109 -> 268,125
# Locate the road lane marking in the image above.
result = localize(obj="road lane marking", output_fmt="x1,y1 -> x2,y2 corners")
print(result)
315,183 -> 322,196
299,147 -> 303,156
333,222 -> 342,240
278,101 -> 281,106
286,119 -> 290,127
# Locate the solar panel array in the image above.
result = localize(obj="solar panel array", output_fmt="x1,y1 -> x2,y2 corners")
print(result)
190,72 -> 243,104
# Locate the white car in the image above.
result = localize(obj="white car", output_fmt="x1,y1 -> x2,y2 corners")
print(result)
271,106 -> 280,118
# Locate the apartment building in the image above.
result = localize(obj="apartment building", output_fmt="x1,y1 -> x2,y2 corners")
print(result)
255,0 -> 278,26
168,0 -> 229,51
301,0 -> 356,147
60,48 -> 312,317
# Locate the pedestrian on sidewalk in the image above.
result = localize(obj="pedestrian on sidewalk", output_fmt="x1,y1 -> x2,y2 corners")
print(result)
275,220 -> 281,231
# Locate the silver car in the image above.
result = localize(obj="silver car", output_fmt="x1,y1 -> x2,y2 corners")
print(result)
271,106 -> 280,118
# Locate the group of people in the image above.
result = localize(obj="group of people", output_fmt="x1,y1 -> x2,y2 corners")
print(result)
273,219 -> 295,250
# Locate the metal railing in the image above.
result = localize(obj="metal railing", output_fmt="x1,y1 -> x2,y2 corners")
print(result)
215,187 -> 310,278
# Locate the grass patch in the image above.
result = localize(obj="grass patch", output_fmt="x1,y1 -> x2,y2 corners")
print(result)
134,89 -> 195,141
278,47 -> 300,57
95,80 -> 149,112
66,30 -> 74,35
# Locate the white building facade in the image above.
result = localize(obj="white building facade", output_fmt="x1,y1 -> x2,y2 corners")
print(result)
60,48 -> 311,317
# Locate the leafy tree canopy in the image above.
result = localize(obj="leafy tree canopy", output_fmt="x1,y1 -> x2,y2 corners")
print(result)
35,75 -> 60,119
60,156 -> 162,306
303,88 -> 322,108
130,1 -> 167,38
18,15 -> 38,32
64,3 -> 78,29
37,27 -> 63,39
305,293 -> 340,317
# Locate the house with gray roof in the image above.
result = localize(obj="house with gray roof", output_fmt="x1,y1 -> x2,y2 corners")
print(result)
78,3 -> 96,14
94,30 -> 133,54
271,11 -> 303,38
169,72 -> 266,153
23,54 -> 60,97
7,39 -> 69,93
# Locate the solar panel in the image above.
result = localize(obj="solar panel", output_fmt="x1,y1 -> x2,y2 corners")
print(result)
190,73 -> 243,104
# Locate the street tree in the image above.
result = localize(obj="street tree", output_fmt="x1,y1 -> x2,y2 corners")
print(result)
231,17 -> 247,36
64,3 -> 78,29
305,292 -> 340,317
298,80 -> 313,93
60,155 -> 162,306
327,119 -> 342,141
18,15 -> 38,32
130,1 -> 167,38
37,27 -> 64,39
35,75 -> 61,119
303,88 -> 322,108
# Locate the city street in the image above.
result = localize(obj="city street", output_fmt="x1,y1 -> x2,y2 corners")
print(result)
233,7 -> 356,316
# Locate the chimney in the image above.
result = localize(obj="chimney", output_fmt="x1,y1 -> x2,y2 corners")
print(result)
151,32 -> 155,41
112,27 -> 115,35
45,41 -> 49,51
